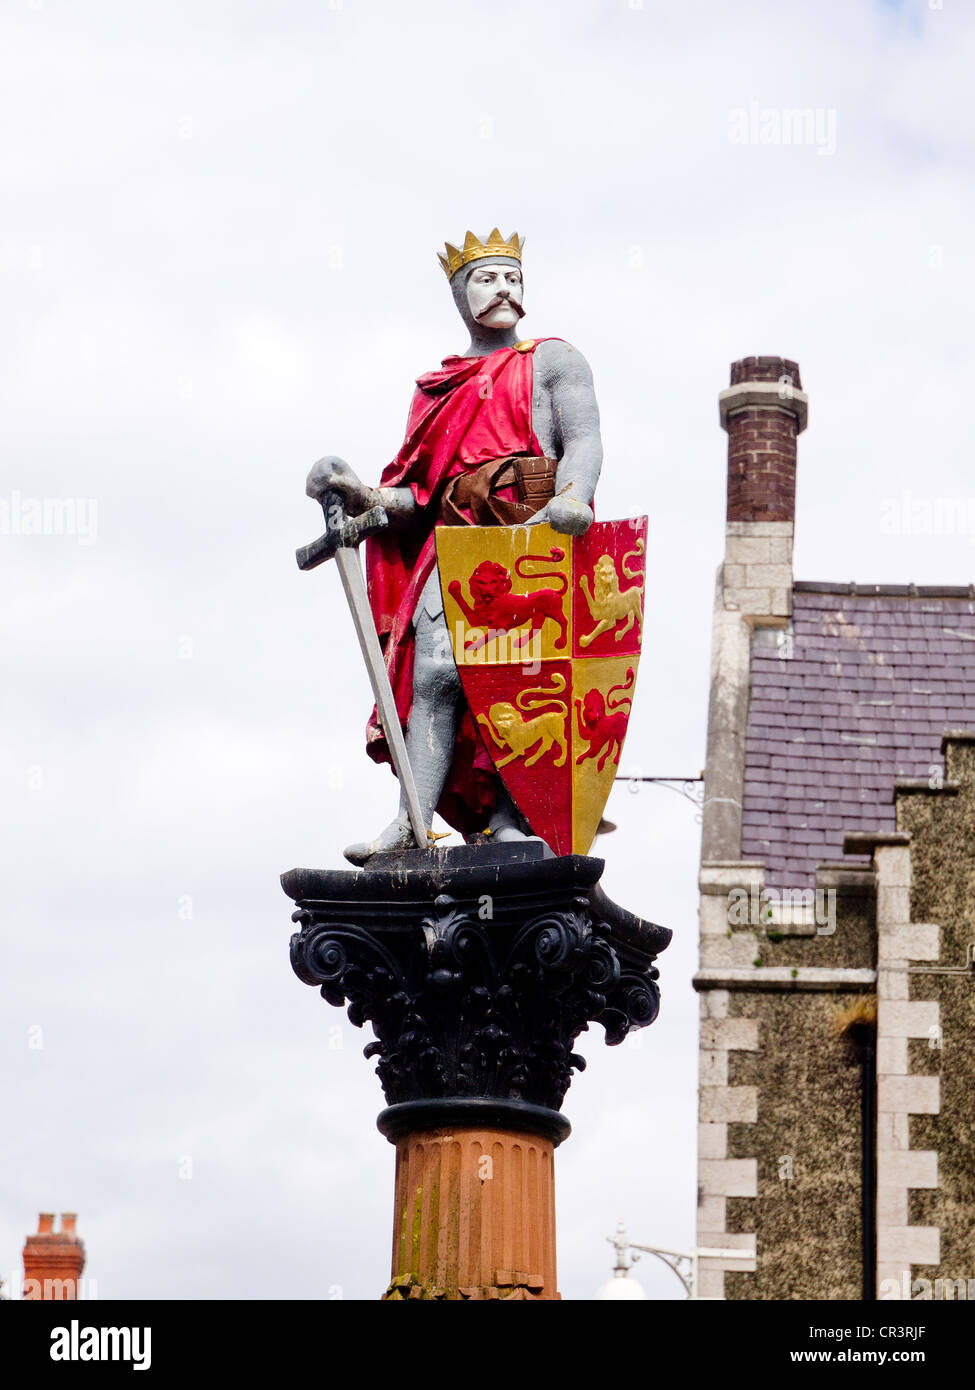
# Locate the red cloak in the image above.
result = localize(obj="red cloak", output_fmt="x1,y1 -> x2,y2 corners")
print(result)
364,340 -> 549,833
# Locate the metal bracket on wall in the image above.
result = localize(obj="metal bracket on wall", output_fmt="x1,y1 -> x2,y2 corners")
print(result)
908,943 -> 975,977
615,775 -> 705,822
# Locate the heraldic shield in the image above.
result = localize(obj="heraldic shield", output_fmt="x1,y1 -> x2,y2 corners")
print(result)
436,517 -> 648,856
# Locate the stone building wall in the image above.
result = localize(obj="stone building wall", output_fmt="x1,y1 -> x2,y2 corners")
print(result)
725,990 -> 865,1300
897,735 -> 975,1293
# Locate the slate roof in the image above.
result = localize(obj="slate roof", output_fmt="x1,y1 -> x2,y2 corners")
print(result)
741,583 -> 975,888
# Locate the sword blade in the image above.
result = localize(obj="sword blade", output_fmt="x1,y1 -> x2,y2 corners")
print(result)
333,545 -> 429,849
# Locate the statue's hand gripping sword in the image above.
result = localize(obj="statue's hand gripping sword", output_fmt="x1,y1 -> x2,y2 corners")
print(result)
297,492 -> 430,851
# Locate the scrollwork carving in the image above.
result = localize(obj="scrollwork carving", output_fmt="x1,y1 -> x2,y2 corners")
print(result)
285,856 -> 667,1113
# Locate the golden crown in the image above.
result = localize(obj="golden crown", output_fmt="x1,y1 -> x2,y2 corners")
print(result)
438,228 -> 524,279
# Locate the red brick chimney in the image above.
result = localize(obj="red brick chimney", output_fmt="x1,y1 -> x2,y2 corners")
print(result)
22,1213 -> 86,1300
701,355 -> 808,864
720,355 -> 807,524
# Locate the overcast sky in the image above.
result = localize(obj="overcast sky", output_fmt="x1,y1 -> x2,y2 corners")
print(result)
3,0 -> 974,1301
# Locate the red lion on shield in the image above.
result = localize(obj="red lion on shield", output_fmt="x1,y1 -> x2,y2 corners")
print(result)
575,667 -> 635,772
447,546 -> 569,654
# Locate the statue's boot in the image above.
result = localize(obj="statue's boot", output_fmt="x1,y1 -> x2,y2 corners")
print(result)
343,817 -> 417,866
491,823 -> 535,843
344,793 -> 543,863
486,787 -> 549,849
344,784 -> 550,862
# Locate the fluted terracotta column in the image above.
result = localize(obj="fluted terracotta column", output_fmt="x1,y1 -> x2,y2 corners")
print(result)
385,1123 -> 558,1300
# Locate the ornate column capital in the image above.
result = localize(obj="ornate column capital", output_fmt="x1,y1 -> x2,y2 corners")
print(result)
284,844 -> 669,1123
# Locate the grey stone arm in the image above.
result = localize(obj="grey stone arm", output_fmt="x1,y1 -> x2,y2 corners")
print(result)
305,457 -> 417,531
374,485 -> 419,528
529,341 -> 602,536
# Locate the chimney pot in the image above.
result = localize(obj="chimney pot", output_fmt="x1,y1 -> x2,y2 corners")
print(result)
23,1213 -> 86,1299
729,355 -> 802,389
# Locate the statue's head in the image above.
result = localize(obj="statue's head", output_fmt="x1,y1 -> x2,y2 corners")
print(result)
439,229 -> 525,337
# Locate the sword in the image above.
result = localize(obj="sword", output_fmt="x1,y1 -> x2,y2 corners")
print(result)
297,491 -> 430,851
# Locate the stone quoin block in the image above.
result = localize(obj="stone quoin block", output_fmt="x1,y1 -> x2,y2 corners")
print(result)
877,886 -> 912,930
698,1232 -> 757,1254
877,1113 -> 911,1152
698,1122 -> 729,1159
697,1196 -> 728,1230
699,933 -> 763,970
699,1252 -> 757,1274
700,1050 -> 729,1086
876,1036 -> 908,1075
877,1075 -> 940,1115
881,924 -> 940,962
723,586 -> 782,614
697,1268 -> 726,1300
878,1000 -> 940,1039
699,1086 -> 758,1124
876,1185 -> 909,1228
742,563 -> 794,592
698,1159 -> 759,1198
700,989 -> 730,1021
877,968 -> 910,1001
724,535 -> 775,566
876,1226 -> 941,1267
699,1018 -> 759,1052
876,845 -> 913,890
880,1149 -> 938,1190
700,893 -> 735,937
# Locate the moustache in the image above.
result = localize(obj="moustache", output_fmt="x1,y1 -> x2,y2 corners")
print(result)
475,294 -> 526,322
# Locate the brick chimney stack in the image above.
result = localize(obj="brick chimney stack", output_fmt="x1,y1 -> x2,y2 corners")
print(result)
700,356 -> 808,864
720,355 -> 807,525
22,1213 -> 86,1300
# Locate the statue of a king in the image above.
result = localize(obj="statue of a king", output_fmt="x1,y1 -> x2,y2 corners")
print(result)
305,229 -> 603,865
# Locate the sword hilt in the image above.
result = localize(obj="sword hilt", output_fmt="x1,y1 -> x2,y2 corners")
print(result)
296,490 -> 389,571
